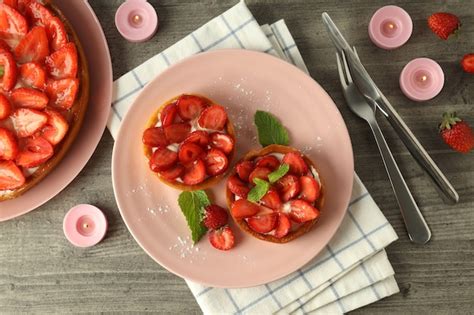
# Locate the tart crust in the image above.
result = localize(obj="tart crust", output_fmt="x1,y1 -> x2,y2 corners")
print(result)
226,144 -> 325,243
0,0 -> 90,201
143,94 -> 235,191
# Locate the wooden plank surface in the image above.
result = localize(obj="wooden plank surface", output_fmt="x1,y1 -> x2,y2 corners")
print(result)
1,0 -> 473,313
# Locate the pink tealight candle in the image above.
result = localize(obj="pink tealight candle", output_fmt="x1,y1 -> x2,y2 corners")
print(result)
115,0 -> 158,43
399,58 -> 444,102
368,5 -> 413,50
63,204 -> 108,247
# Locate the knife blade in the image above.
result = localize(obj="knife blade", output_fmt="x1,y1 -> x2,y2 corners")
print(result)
322,12 -> 459,204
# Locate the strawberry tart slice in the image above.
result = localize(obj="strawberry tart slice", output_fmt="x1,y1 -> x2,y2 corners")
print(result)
143,94 -> 235,190
0,0 -> 89,201
226,145 -> 324,243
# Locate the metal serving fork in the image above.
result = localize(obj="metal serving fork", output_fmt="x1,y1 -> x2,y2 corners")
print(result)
337,49 -> 431,244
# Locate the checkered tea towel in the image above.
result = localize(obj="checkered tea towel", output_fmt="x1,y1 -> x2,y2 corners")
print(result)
107,1 -> 400,314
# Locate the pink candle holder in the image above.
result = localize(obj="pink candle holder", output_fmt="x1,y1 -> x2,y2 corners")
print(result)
368,5 -> 412,50
63,204 -> 108,247
115,0 -> 158,42
399,58 -> 444,101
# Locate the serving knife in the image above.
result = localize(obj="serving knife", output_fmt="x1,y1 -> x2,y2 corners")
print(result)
322,12 -> 459,204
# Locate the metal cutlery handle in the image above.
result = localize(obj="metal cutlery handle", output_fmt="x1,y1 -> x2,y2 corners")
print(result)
368,119 -> 431,244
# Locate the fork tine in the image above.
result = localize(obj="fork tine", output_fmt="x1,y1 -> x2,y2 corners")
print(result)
341,51 -> 353,84
336,53 -> 348,88
352,46 -> 361,62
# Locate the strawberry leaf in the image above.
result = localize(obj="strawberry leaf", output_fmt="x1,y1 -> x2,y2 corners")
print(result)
254,110 -> 289,147
178,190 -> 210,244
247,178 -> 270,203
268,163 -> 289,183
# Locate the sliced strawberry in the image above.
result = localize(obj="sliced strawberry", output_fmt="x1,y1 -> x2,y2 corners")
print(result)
0,0 -> 18,9
299,175 -> 320,203
160,102 -> 178,127
198,104 -> 227,131
182,159 -> 206,185
183,130 -> 209,148
11,87 -> 48,109
16,136 -> 53,168
178,142 -> 204,164
11,108 -> 47,137
0,93 -> 11,119
142,127 -> 168,148
227,175 -> 250,198
204,148 -> 228,176
14,26 -> 49,63
208,226 -> 235,251
25,1 -> 53,27
231,199 -> 260,219
282,152 -> 308,176
247,212 -> 277,234
288,199 -> 320,223
0,127 -> 18,160
248,167 -> 271,185
0,160 -> 25,190
0,38 -> 9,50
209,132 -> 234,154
19,62 -> 46,89
0,48 -> 17,91
274,213 -> 291,238
149,147 -> 177,172
45,42 -> 77,79
158,164 -> 184,180
164,123 -> 191,144
260,189 -> 282,210
46,16 -> 67,51
176,94 -> 207,121
39,109 -> 68,145
256,155 -> 280,170
45,78 -> 79,110
0,3 -> 27,38
276,174 -> 300,202
203,204 -> 228,230
236,160 -> 254,182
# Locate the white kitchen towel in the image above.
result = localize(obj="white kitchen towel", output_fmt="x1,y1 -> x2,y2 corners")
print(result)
107,1 -> 400,314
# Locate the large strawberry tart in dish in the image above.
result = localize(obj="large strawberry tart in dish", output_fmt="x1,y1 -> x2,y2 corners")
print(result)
0,0 -> 89,201
226,145 -> 323,243
143,94 -> 235,190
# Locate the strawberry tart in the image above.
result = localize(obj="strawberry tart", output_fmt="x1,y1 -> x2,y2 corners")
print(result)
143,94 -> 235,190
0,0 -> 89,201
226,145 -> 324,243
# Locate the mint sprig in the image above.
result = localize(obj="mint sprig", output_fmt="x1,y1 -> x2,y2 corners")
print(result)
247,178 -> 270,203
178,190 -> 210,244
254,110 -> 289,147
268,163 -> 289,183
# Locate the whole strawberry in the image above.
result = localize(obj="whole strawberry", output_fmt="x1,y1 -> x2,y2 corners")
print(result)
461,54 -> 474,74
439,112 -> 474,153
203,204 -> 228,229
428,13 -> 460,40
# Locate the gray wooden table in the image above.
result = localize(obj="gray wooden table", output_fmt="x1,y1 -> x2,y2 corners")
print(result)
1,0 -> 473,313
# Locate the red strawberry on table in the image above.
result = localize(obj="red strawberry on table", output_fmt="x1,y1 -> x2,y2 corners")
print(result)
203,204 -> 228,230
0,127 -> 18,160
16,135 -> 53,168
0,160 -> 25,190
0,48 -> 17,91
14,25 -> 49,63
428,12 -> 460,40
439,112 -> 474,153
461,54 -> 474,74
11,107 -> 48,137
208,226 -> 235,251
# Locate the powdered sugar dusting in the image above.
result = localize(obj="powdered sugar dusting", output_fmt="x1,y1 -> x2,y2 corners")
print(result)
168,235 -> 207,261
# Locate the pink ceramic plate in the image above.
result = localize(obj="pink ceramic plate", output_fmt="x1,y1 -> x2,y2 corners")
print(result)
112,50 -> 353,288
0,0 -> 112,221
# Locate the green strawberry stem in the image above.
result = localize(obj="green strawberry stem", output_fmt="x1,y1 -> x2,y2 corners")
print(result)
439,111 -> 462,131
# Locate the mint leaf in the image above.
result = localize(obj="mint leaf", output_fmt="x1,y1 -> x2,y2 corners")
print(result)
268,163 -> 289,183
254,110 -> 289,147
247,178 -> 270,203
178,190 -> 210,244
